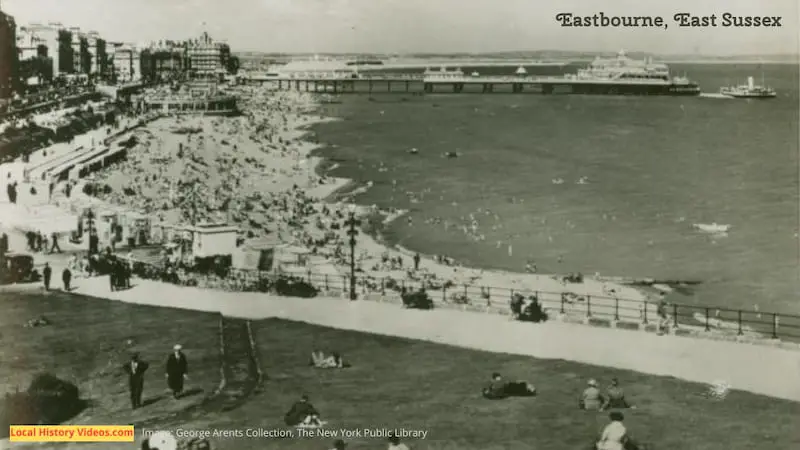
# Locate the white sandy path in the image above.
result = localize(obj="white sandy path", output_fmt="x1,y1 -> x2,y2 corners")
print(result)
42,276 -> 800,403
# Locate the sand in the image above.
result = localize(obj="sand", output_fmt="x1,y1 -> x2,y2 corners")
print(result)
43,84 -> 658,320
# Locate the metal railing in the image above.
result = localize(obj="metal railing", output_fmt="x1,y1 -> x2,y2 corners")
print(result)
127,260 -> 800,342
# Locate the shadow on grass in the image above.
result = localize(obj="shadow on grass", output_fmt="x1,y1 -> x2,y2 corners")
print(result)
0,374 -> 90,439
142,396 -> 164,407
176,387 -> 204,399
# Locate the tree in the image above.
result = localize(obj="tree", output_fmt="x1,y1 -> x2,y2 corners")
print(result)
226,56 -> 240,75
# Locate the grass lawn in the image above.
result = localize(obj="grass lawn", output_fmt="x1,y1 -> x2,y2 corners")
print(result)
0,289 -> 222,429
188,319 -> 800,450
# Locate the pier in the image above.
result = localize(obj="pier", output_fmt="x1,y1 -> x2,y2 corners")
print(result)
247,74 -> 686,95
257,75 -> 564,94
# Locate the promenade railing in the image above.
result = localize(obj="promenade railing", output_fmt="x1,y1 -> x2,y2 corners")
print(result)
127,260 -> 800,342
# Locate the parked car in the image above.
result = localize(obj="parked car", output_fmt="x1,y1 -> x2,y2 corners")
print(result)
0,252 -> 41,284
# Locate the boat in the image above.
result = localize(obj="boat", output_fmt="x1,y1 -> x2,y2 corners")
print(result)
720,76 -> 777,99
692,223 -> 731,234
539,50 -> 701,96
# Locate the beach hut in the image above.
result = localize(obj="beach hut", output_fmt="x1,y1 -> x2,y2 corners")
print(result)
232,235 -> 281,271
186,223 -> 239,259
96,207 -> 122,246
124,212 -> 151,246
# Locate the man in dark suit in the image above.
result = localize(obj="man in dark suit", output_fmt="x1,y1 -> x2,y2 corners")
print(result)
123,353 -> 148,409
42,263 -> 52,291
165,344 -> 188,399
62,267 -> 72,291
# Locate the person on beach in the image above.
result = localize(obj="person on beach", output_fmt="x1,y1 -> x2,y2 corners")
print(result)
284,394 -> 323,427
165,344 -> 189,398
580,379 -> 604,410
42,263 -> 52,291
413,253 -> 421,271
602,378 -> 634,411
123,352 -> 149,409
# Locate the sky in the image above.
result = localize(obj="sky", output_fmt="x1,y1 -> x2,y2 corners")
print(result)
2,0 -> 798,55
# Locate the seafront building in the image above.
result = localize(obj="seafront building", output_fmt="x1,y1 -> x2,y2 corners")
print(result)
85,30 -> 107,76
0,1 -> 17,99
112,44 -> 139,83
69,27 -> 91,76
139,40 -> 186,82
187,32 -> 227,79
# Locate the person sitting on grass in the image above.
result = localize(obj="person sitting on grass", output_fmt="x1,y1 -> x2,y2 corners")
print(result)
602,378 -> 635,411
284,394 -> 324,427
482,372 -> 536,399
596,411 -> 630,450
580,379 -> 604,410
310,351 -> 348,369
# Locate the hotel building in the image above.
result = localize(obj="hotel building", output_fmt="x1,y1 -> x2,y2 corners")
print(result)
85,30 -> 106,76
15,22 -> 74,78
69,27 -> 90,74
112,43 -> 140,82
186,32 -> 224,79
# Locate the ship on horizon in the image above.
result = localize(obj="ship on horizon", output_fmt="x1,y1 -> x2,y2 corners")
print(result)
538,50 -> 701,96
720,76 -> 777,99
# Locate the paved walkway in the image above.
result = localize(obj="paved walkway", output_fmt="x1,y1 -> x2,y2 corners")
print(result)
50,276 -> 799,402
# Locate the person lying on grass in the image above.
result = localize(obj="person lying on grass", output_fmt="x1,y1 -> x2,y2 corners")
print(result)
310,351 -> 349,369
482,372 -> 537,399
284,394 -> 325,427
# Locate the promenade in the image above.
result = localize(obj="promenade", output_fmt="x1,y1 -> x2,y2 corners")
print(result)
65,276 -> 800,402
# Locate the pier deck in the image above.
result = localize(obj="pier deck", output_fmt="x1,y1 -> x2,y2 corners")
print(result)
250,75 -> 695,95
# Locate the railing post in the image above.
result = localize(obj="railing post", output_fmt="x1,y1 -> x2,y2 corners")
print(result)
307,270 -> 311,284
642,301 -> 648,324
772,313 -> 779,339
614,298 -> 620,321
324,274 -> 329,291
673,304 -> 679,328
560,294 -> 565,314
737,310 -> 743,336
704,307 -> 710,332
463,284 -> 468,300
443,285 -> 447,302
381,277 -> 386,295
486,286 -> 491,306
586,296 -> 592,318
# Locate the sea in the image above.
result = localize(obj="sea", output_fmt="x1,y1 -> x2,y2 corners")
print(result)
308,63 -> 800,315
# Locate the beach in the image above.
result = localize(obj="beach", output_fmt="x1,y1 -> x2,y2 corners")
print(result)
33,83 -> 662,325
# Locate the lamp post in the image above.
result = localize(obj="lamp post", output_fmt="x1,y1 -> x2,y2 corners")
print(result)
345,204 -> 360,301
86,209 -> 97,255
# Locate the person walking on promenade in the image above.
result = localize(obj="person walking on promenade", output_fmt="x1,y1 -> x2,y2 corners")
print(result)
50,232 -> 61,253
42,263 -> 52,291
165,344 -> 188,399
62,267 -> 72,291
123,353 -> 149,409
